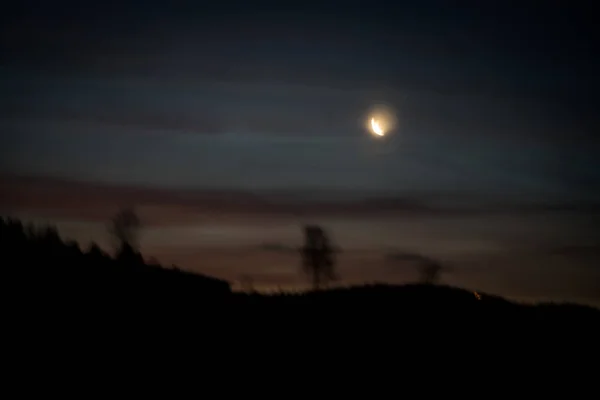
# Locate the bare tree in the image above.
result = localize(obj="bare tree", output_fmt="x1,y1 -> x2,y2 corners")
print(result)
419,259 -> 442,285
386,251 -> 443,285
108,207 -> 141,254
300,225 -> 337,290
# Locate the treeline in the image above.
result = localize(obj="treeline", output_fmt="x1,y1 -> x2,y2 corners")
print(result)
1,216 -> 231,299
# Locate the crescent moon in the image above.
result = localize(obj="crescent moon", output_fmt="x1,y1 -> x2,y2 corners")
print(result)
370,118 -> 384,136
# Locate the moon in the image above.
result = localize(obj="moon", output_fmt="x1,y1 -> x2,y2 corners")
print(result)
370,118 -> 385,137
366,104 -> 397,138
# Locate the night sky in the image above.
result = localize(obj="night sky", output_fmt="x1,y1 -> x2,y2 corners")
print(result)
1,1 -> 599,304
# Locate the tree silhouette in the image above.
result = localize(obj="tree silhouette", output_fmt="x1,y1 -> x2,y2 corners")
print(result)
419,259 -> 442,285
108,207 -> 141,254
87,242 -> 108,261
115,241 -> 144,265
386,251 -> 443,285
300,225 -> 337,290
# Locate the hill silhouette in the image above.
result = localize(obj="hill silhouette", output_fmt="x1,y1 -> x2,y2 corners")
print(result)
3,215 -> 599,340
2,216 -> 231,298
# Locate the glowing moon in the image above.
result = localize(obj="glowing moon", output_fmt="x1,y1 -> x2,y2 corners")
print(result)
365,103 -> 397,138
370,118 -> 385,136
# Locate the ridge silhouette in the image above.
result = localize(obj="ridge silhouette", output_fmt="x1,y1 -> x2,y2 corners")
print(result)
3,215 -> 598,329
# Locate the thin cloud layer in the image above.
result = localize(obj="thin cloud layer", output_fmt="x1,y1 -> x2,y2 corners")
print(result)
0,174 -> 440,223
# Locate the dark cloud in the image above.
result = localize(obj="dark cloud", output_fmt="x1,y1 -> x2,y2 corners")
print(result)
258,243 -> 297,253
0,173 -> 429,219
3,174 -> 599,225
385,251 -> 443,267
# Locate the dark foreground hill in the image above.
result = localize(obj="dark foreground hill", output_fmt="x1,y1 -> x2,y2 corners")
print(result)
3,216 -> 599,351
